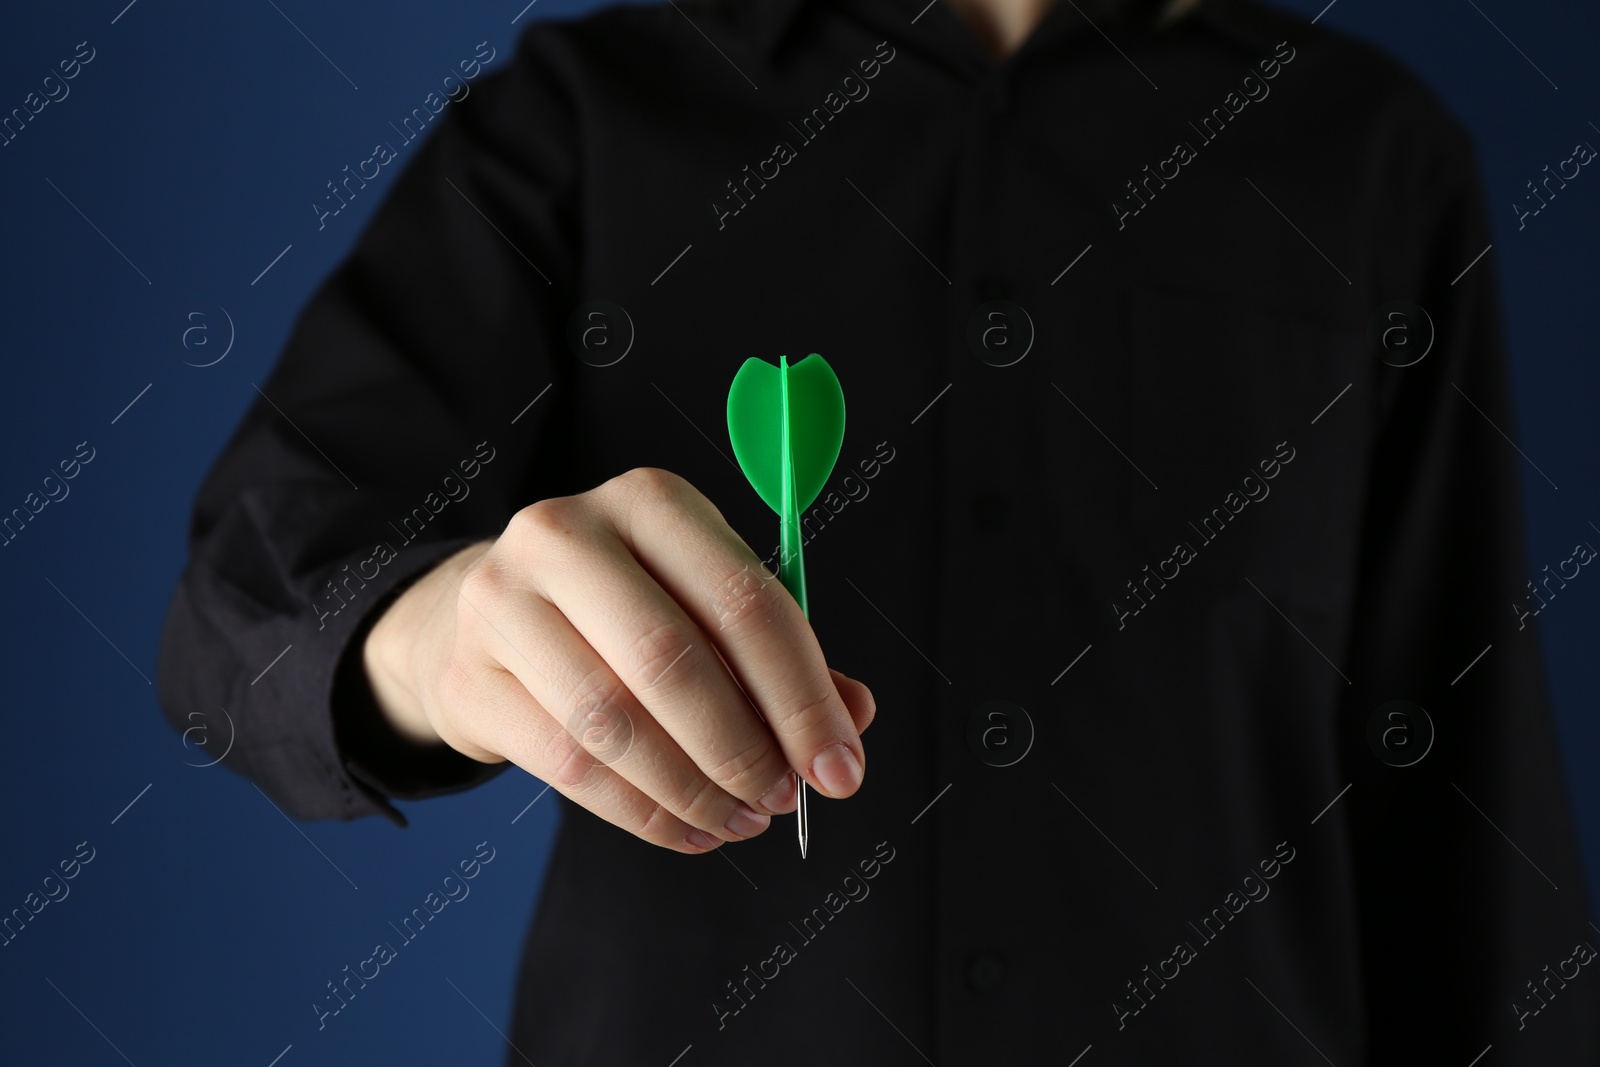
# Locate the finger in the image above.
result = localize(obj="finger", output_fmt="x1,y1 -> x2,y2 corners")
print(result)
596,468 -> 867,800
452,659 -> 730,854
506,485 -> 815,812
829,669 -> 876,735
452,563 -> 778,842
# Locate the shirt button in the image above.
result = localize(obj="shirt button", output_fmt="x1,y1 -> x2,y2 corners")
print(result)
964,950 -> 1006,992
969,492 -> 1009,531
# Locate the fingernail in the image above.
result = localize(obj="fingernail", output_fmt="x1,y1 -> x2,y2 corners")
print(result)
811,742 -> 863,798
724,804 -> 771,839
758,772 -> 798,814
685,828 -> 721,851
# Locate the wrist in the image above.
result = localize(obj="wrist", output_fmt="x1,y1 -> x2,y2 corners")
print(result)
363,540 -> 494,745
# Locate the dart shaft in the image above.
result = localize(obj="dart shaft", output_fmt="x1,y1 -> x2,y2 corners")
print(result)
778,512 -> 808,615
777,356 -> 810,858
777,526 -> 811,859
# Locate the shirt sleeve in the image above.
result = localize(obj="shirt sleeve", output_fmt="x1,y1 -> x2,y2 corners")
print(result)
154,26 -> 581,827
1339,100 -> 1600,1057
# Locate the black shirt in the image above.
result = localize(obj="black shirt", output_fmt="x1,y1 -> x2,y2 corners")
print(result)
155,0 -> 1600,1061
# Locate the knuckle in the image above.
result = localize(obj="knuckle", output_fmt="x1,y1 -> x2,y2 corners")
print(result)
608,467 -> 697,530
704,734 -> 779,798
668,772 -> 727,826
707,562 -> 787,637
541,728 -> 599,790
489,502 -> 583,593
636,801 -> 692,849
455,552 -> 507,612
624,617 -> 700,689
784,686 -> 846,739
518,499 -> 569,534
563,668 -> 636,765
616,466 -> 686,502
508,496 -> 584,545
503,501 -> 541,541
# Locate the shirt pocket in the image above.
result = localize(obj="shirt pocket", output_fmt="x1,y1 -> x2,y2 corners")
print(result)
1117,284 -> 1368,617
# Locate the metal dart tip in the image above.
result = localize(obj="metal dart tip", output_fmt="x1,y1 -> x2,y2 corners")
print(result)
797,780 -> 809,859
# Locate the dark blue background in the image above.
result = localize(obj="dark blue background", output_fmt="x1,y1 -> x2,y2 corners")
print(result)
1,0 -> 1594,1062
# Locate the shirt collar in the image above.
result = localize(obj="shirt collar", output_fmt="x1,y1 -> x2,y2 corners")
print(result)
745,0 -> 1286,63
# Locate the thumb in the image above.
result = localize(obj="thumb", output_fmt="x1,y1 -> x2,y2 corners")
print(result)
828,668 -> 876,735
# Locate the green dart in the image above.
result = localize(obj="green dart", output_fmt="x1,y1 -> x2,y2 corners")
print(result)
727,352 -> 846,859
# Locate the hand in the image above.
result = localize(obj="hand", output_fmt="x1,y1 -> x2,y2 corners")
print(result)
362,467 -> 875,853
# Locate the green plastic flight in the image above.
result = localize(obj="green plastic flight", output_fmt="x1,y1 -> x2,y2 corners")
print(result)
726,352 -> 846,618
727,351 -> 845,860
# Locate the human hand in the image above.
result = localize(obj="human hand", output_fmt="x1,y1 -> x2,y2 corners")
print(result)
362,467 -> 875,852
